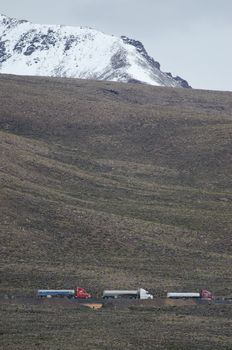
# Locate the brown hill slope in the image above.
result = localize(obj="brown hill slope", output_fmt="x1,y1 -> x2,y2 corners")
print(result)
0,74 -> 232,298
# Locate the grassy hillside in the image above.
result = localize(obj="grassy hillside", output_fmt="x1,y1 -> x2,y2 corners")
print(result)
0,74 -> 232,349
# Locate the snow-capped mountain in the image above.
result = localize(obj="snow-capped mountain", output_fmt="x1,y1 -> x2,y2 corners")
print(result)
0,14 -> 190,87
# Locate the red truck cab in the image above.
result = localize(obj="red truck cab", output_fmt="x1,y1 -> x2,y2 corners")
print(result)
74,287 -> 91,299
200,289 -> 213,300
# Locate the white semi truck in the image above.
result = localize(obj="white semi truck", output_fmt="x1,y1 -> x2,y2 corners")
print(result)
102,288 -> 153,300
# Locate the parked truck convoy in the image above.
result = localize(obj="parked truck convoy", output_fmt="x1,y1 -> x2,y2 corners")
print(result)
37,287 -> 214,301
102,288 -> 153,299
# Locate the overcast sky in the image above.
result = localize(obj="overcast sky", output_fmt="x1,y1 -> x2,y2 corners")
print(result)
1,0 -> 232,91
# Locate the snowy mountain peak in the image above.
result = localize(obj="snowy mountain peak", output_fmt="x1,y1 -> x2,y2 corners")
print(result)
0,14 -> 190,88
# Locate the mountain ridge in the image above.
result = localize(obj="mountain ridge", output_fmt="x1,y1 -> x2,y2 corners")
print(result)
0,14 -> 190,87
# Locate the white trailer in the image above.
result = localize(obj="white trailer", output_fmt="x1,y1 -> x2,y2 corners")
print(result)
167,292 -> 200,299
102,288 -> 153,300
167,290 -> 213,300
37,289 -> 75,298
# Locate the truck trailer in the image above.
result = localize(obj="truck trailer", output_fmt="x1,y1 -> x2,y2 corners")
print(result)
167,289 -> 213,300
102,288 -> 153,300
37,287 -> 91,299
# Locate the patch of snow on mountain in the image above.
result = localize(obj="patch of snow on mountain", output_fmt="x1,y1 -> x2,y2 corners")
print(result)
0,14 -> 190,88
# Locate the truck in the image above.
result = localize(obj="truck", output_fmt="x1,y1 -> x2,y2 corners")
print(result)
167,289 -> 213,300
37,287 -> 91,299
102,288 -> 153,300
